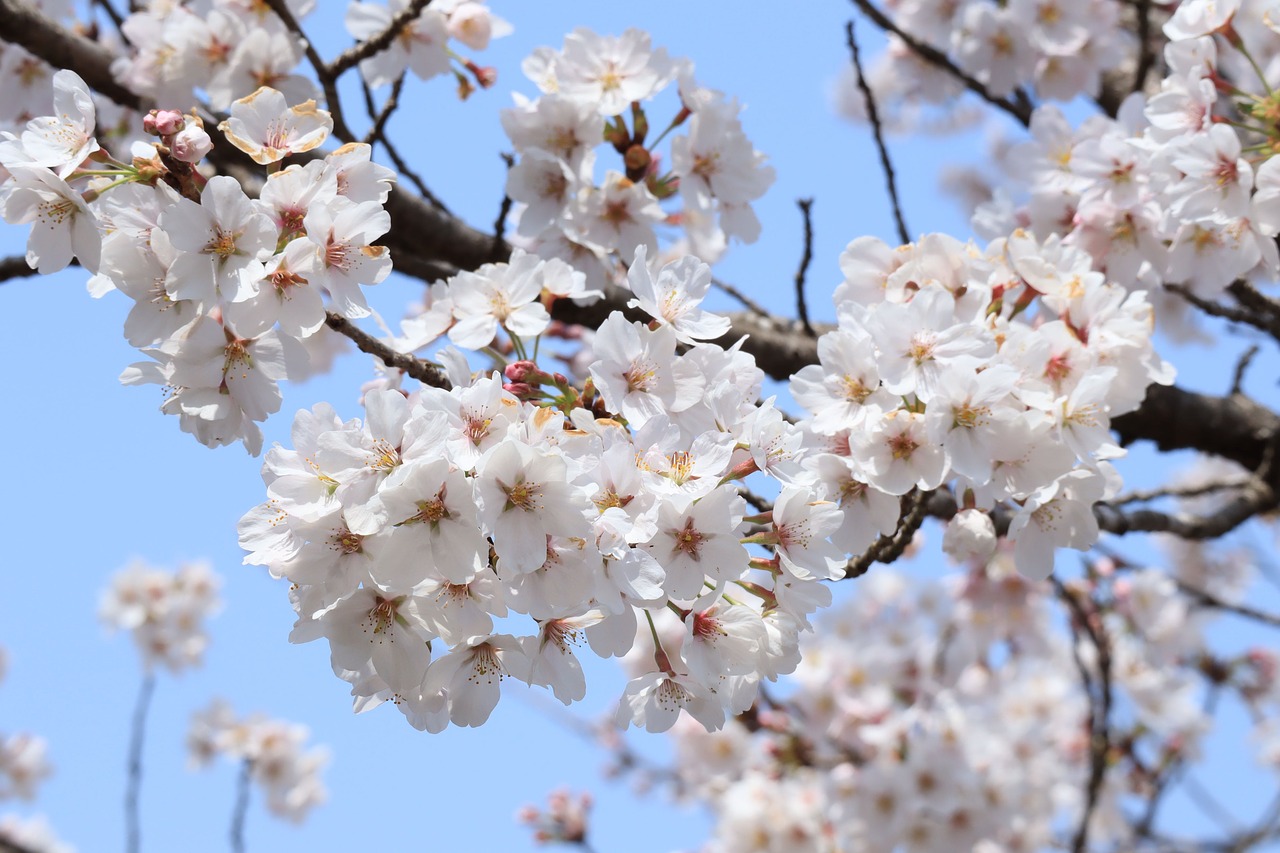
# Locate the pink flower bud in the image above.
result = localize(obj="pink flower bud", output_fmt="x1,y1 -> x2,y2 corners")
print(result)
144,109 -> 185,137
504,381 -> 536,398
505,360 -> 538,382
171,125 -> 213,163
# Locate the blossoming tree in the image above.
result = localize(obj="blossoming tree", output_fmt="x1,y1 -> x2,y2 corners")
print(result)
3,0 -> 1280,850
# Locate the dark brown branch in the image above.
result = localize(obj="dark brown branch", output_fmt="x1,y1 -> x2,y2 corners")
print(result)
793,198 -> 816,338
1232,344 -> 1261,395
92,0 -> 127,34
0,0 -> 149,113
0,255 -> 41,283
1094,480 -> 1277,539
362,73 -> 406,146
843,489 -> 932,579
1167,282 -> 1280,341
849,0 -> 1033,127
324,312 -> 451,389
327,0 -> 433,80
922,478 -> 1276,543
845,18 -> 911,246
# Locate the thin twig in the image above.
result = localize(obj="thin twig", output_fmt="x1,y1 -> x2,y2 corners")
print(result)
125,673 -> 156,853
1053,580 -> 1113,853
710,277 -> 769,315
356,74 -> 449,211
793,198 -> 816,337
1178,582 -> 1280,628
845,18 -> 910,245
1232,344 -> 1261,395
230,758 -> 252,853
91,0 -> 127,33
849,0 -> 1033,127
362,73 -> 406,146
493,152 -> 515,252
1110,479 -> 1252,506
324,312 -> 451,388
1172,284 -> 1280,340
327,0 -> 433,80
260,0 -> 356,142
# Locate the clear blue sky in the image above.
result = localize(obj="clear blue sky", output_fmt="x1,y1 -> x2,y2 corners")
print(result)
2,2 -> 1277,851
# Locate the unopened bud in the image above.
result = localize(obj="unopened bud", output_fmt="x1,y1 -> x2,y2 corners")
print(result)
171,125 -> 213,163
504,360 -> 539,383
503,381 -> 537,398
144,109 -> 186,137
465,59 -> 498,88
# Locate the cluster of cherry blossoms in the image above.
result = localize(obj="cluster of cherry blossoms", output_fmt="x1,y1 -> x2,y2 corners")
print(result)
839,0 -> 1131,126
239,204 -> 1174,733
99,559 -> 222,672
109,0 -> 506,112
238,246 -> 833,733
0,65 -> 408,453
644,531 -> 1272,853
187,699 -> 328,823
795,228 -> 1173,580
501,27 -> 774,272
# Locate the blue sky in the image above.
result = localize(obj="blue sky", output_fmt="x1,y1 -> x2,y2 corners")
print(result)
2,2 -> 1278,852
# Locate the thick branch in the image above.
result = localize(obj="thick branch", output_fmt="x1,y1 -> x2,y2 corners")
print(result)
0,0 -> 148,113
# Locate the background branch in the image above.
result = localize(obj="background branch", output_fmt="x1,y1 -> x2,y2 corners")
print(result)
845,18 -> 911,245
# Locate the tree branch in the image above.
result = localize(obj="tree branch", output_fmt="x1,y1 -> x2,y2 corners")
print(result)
1053,578 -> 1113,853
327,0 -> 434,80
323,312 -> 451,388
793,198 -> 816,338
845,18 -> 911,245
0,0 -> 149,113
848,0 -> 1033,127
260,0 -> 356,143
843,489 -> 932,579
